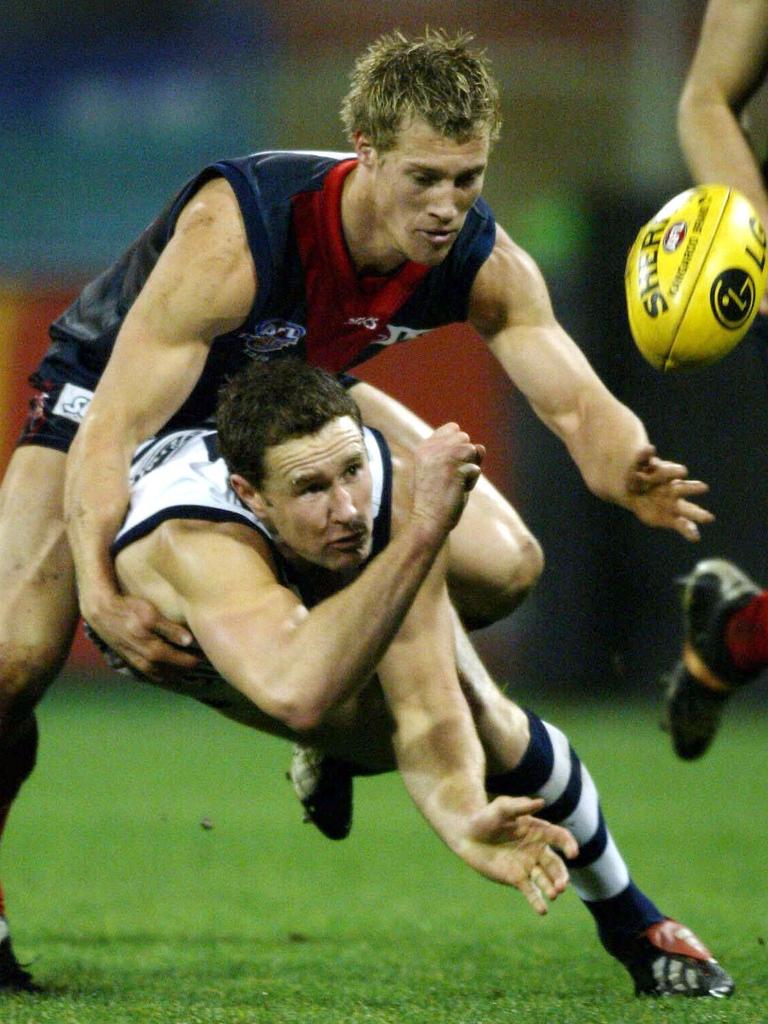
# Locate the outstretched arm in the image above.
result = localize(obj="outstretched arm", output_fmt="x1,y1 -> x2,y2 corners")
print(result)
375,455 -> 577,913
469,229 -> 713,541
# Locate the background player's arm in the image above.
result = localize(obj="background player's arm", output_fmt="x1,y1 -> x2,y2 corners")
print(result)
468,228 -> 713,540
678,0 -> 768,237
678,0 -> 768,312
65,178 -> 256,677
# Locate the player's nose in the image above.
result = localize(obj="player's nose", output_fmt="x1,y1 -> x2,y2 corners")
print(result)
427,186 -> 459,223
329,483 -> 357,522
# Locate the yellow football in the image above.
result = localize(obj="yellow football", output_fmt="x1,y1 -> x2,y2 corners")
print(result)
625,184 -> 767,371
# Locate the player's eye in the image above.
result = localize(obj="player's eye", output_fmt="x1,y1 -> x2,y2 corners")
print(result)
456,170 -> 482,188
297,481 -> 324,496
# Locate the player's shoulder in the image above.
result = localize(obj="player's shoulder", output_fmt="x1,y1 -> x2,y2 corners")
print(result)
174,175 -> 242,233
468,224 -> 549,333
149,516 -> 278,589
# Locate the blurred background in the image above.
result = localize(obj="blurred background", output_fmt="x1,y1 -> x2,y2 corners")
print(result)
2,0 -> 767,701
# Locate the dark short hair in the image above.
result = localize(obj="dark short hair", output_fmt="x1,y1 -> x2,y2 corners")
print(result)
217,359 -> 363,488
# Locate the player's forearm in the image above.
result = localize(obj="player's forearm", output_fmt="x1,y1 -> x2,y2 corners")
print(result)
573,407 -> 651,503
64,416 -> 134,617
679,93 -> 768,227
378,593 -> 490,855
392,699 -> 490,853
560,396 -> 650,507
245,520 -> 451,731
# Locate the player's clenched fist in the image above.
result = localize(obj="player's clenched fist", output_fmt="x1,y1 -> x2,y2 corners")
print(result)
410,423 -> 485,537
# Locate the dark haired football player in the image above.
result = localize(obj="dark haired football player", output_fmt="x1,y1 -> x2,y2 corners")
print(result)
84,359 -> 731,998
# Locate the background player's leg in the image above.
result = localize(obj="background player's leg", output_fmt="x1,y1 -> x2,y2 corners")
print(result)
0,446 -> 80,988
349,382 -> 543,627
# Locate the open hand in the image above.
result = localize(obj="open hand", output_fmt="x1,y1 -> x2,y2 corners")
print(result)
456,796 -> 579,915
626,445 -> 714,541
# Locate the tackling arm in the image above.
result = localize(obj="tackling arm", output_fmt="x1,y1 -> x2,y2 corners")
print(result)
64,178 -> 257,677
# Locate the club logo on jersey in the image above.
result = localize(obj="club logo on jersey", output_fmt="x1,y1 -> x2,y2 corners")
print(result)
241,320 -> 306,358
52,383 -> 94,424
346,316 -> 381,331
131,432 -> 196,484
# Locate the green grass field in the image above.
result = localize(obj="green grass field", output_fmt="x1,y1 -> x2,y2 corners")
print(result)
1,675 -> 766,1023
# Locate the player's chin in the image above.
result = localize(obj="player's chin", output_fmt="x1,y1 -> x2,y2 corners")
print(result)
410,232 -> 457,265
322,540 -> 371,571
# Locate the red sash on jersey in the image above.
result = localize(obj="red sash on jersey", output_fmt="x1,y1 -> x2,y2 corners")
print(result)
290,160 -> 430,372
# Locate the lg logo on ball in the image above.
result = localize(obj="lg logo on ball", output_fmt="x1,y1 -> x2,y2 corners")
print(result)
710,270 -> 756,329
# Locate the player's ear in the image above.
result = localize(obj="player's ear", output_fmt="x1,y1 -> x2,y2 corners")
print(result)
354,132 -> 375,166
230,474 -> 269,517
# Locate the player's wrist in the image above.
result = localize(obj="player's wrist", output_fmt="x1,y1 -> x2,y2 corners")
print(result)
77,575 -> 124,624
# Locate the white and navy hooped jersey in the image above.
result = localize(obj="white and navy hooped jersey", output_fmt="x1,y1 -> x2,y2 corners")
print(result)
88,423 -> 393,722
44,151 -> 497,429
113,423 -> 393,591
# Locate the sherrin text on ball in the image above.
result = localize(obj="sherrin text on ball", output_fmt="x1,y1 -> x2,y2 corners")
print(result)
625,184 -> 768,371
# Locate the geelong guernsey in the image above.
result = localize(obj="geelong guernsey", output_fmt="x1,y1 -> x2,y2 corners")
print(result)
87,424 -> 393,724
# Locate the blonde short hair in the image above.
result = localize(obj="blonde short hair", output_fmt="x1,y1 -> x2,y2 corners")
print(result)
340,28 -> 501,152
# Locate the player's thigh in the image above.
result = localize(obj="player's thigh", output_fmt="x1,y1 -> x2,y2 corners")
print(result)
0,446 -> 79,698
349,380 -> 544,608
309,679 -> 396,770
448,469 -> 543,610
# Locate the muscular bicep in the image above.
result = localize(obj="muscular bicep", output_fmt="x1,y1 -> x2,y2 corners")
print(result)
145,520 -> 309,704
87,177 -> 257,443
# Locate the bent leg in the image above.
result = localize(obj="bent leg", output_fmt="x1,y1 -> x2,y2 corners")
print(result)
0,447 -> 80,878
349,382 -> 543,626
0,447 -> 79,725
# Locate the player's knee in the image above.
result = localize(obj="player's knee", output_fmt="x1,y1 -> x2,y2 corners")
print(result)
505,532 -> 545,601
456,532 -> 544,628
0,643 -> 61,716
489,530 -> 544,615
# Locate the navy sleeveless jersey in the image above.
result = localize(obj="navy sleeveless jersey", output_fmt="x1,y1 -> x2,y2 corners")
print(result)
46,151 -> 496,429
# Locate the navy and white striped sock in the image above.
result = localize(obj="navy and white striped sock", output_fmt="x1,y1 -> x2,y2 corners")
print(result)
487,710 -> 663,952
